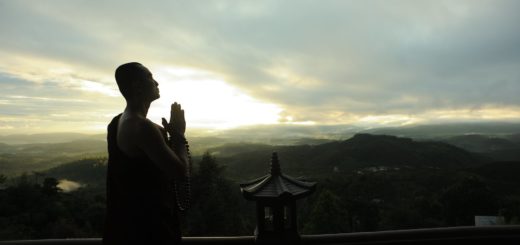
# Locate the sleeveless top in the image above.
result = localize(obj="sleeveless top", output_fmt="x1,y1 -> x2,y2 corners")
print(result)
103,114 -> 181,245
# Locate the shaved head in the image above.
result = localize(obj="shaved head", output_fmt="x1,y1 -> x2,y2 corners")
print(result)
115,62 -> 145,99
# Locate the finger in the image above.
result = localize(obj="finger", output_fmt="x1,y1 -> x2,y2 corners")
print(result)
174,103 -> 182,118
162,118 -> 169,129
170,103 -> 175,121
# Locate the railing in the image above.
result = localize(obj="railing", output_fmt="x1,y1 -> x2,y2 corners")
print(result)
1,226 -> 520,244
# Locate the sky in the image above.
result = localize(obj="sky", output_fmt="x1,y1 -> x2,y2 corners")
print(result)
1,0 -> 520,135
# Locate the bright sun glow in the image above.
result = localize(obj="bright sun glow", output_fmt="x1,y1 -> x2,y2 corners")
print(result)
147,66 -> 283,129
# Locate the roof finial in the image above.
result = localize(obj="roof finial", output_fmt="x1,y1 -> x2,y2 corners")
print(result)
270,152 -> 281,175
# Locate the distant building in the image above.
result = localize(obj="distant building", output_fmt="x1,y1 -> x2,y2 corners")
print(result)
475,216 -> 505,226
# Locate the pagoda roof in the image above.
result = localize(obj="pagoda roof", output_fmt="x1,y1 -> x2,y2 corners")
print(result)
240,152 -> 316,201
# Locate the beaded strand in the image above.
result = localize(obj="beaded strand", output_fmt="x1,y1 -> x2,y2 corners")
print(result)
171,137 -> 192,212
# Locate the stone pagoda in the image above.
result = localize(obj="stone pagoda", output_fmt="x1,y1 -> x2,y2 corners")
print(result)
240,152 -> 317,244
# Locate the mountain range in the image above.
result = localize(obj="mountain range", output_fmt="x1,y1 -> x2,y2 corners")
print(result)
2,122 -> 520,183
35,133 -> 520,187
214,133 -> 490,181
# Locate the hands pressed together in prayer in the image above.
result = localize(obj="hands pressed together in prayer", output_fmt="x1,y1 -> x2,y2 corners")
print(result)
162,102 -> 186,137
161,102 -> 189,178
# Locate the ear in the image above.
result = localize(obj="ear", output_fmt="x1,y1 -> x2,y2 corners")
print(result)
130,80 -> 142,93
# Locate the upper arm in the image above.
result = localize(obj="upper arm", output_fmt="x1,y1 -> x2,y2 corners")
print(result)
136,120 -> 186,180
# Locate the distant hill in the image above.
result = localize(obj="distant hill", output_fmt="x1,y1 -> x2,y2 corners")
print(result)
362,122 -> 520,139
0,133 -> 105,144
213,124 -> 360,142
207,143 -> 275,157
25,134 -> 501,187
0,124 -> 358,146
3,121 -> 520,144
2,132 -> 507,183
442,134 -> 518,152
0,139 -> 106,176
45,158 -> 107,187
441,134 -> 520,161
336,134 -> 484,168
217,134 -> 486,181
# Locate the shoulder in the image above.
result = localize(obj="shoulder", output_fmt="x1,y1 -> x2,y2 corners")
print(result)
107,113 -> 122,131
133,118 -> 166,143
118,114 -> 154,130
135,118 -> 162,133
117,116 -> 165,153
117,115 -> 159,140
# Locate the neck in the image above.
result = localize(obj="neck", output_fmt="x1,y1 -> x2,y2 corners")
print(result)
124,100 -> 151,117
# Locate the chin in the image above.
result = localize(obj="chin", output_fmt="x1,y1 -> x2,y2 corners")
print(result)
149,94 -> 160,102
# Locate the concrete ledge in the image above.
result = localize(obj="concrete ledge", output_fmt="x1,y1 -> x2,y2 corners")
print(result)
1,226 -> 520,245
0,236 -> 255,245
300,225 -> 520,244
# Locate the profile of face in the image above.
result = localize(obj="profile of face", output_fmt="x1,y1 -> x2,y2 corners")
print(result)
134,65 -> 160,102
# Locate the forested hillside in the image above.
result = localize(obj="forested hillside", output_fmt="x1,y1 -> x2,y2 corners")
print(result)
1,134 -> 520,240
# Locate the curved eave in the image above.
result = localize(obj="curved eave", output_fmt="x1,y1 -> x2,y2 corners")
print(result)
239,174 -> 270,187
282,174 -> 317,189
240,175 -> 272,197
245,191 -> 316,202
241,174 -> 317,201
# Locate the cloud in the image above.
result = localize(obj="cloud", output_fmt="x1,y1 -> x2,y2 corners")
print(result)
0,72 -> 122,133
1,0 -> 520,134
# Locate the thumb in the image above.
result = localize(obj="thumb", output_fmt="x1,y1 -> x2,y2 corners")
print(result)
161,118 -> 168,128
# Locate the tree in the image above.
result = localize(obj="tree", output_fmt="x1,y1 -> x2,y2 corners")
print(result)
42,177 -> 60,195
0,174 -> 6,185
186,152 -> 246,235
303,190 -> 349,234
499,196 -> 520,224
440,175 -> 499,226
196,152 -> 225,185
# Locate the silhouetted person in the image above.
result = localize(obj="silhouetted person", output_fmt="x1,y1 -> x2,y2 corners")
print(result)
103,62 -> 189,244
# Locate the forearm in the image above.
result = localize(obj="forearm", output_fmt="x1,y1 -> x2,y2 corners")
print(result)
168,133 -> 189,175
